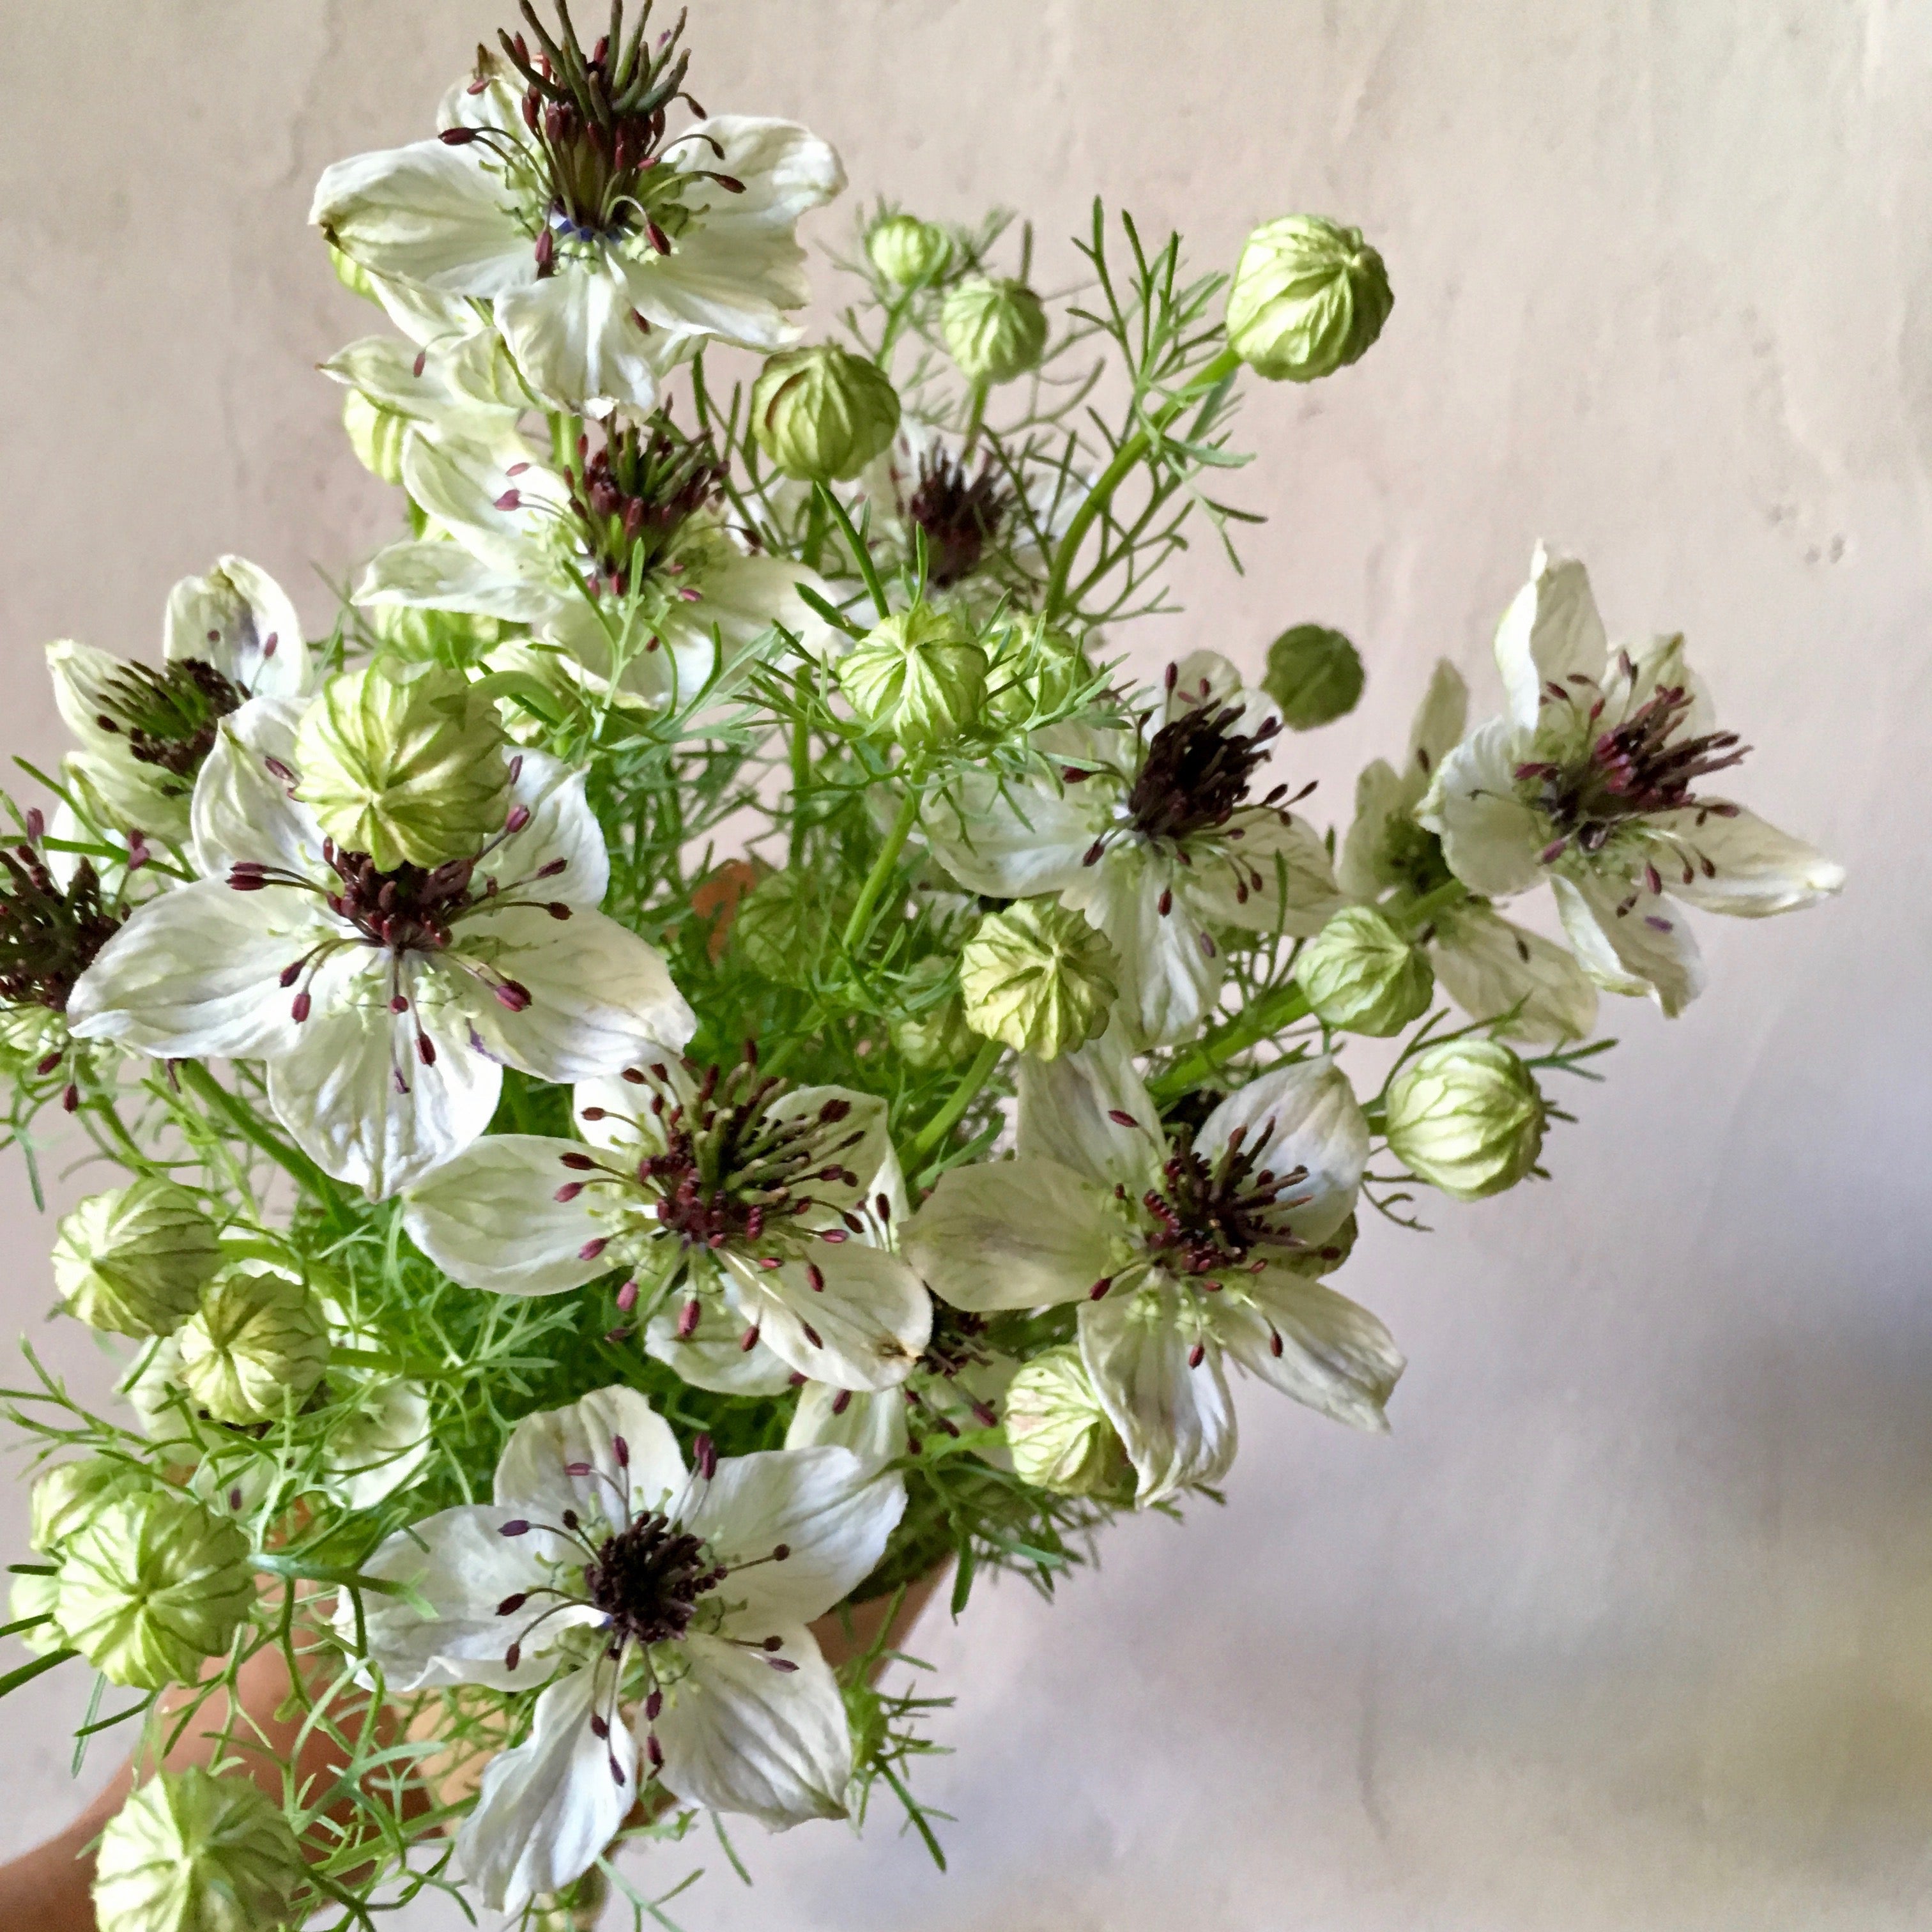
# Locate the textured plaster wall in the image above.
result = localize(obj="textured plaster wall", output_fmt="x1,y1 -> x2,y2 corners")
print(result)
1,3 -> 1929,1928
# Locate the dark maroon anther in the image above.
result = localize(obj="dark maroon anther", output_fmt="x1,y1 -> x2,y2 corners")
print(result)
564,1461 -> 592,1477
412,349 -> 427,378
831,1389 -> 852,1415
613,1434 -> 631,1469
555,1182 -> 585,1202
533,225 -> 556,275
1198,930 -> 1217,960
578,1237 -> 608,1261
494,979 -> 532,1011
767,1656 -> 799,1673
503,803 -> 532,835
819,1228 -> 848,1245
1108,1110 -> 1138,1128
647,1732 -> 664,1769
590,1713 -> 609,1739
439,125 -> 480,144
645,1689 -> 663,1721
494,488 -> 522,512
693,1433 -> 717,1479
1089,1277 -> 1112,1300
291,992 -> 312,1023
739,1324 -> 760,1353
505,1642 -> 521,1671
24,808 -> 43,843
622,1066 -> 648,1084
500,1519 -> 530,1537
497,1592 -> 528,1615
806,1262 -> 825,1293
229,871 -> 268,893
1082,838 -> 1107,866
1165,662 -> 1179,692
561,1151 -> 596,1170
1188,1343 -> 1206,1368
647,219 -> 671,254
416,1031 -> 436,1065
279,962 -> 303,988
802,1323 -> 823,1349
62,1083 -> 79,1112
547,901 -> 572,920
34,1050 -> 62,1078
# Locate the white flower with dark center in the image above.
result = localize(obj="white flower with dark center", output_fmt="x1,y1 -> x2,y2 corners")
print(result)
1417,547 -> 1845,1016
310,17 -> 844,417
64,697 -> 691,1198
48,557 -> 310,845
903,1039 -> 1400,1504
1339,658 -> 1598,1043
340,1384 -> 903,1913
402,1047 -> 931,1394
924,650 -> 1344,1046
358,420 -> 832,710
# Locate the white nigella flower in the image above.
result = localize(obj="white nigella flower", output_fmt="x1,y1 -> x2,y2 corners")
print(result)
341,1384 -> 903,1913
924,650 -> 1344,1046
1417,546 -> 1846,1016
1338,658 -> 1598,1044
47,558 -> 310,845
401,1048 -> 931,1395
311,20 -> 844,417
64,698 -> 692,1198
358,420 -> 832,710
903,1039 -> 1401,1505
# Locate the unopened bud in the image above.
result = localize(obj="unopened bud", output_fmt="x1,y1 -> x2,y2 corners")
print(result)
838,605 -> 988,751
734,869 -> 852,988
959,901 -> 1118,1061
176,1271 -> 330,1425
750,343 -> 901,484
293,663 -> 510,869
1294,905 -> 1433,1037
1262,624 -> 1365,730
940,277 -> 1049,385
1383,1038 -> 1546,1200
866,213 -> 952,288
1004,1346 -> 1130,1496
985,619 -> 1093,727
889,955 -> 977,1068
52,1179 -> 220,1338
93,1767 -> 304,1932
31,1456 -> 148,1555
1227,215 -> 1393,383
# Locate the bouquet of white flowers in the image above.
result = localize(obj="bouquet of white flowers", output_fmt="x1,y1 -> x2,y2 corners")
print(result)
0,6 -> 1843,1928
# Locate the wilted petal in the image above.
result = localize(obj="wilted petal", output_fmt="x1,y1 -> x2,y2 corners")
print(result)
402,1133 -> 606,1296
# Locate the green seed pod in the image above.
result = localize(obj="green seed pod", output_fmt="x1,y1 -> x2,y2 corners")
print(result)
93,1767 -> 304,1932
31,1456 -> 148,1554
985,619 -> 1094,726
52,1180 -> 222,1338
733,870 -> 852,988
750,344 -> 902,484
366,601 -> 502,669
1263,623 -> 1365,730
1227,215 -> 1393,383
1383,1038 -> 1547,1201
176,1271 -> 329,1426
1294,905 -> 1434,1037
10,1568 -> 65,1657
940,277 -> 1049,385
1004,1346 -> 1131,1497
958,900 -> 1119,1061
866,213 -> 952,288
888,956 -> 977,1069
341,387 -> 407,486
293,663 -> 511,870
838,605 -> 988,751
56,1491 -> 254,1689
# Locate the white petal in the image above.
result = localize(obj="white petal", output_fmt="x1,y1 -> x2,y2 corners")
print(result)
190,697 -> 321,877
1407,658 -> 1469,779
678,1443 -> 904,1628
401,431 -> 564,571
1552,871 -> 1706,1017
356,538 -> 564,625
44,639 -> 125,755
653,1627 -> 850,1828
341,1503 -> 573,1692
460,1668 -> 634,1916
491,753 -> 611,907
1214,1267 -> 1403,1433
1015,1036 -> 1163,1188
785,1383 -> 908,1466
724,1245 -> 930,1393
1430,903 -> 1598,1044
1493,544 -> 1609,735
64,878 -> 308,1059
1080,1287 -> 1237,1506
1190,811 -> 1342,937
311,141 -> 537,297
1651,806 -> 1845,917
663,546 -> 837,667
1162,649 -> 1278,736
1197,1059 -> 1367,1245
496,260 -> 667,415
463,908 -> 694,1081
1337,758 -> 1406,901
164,558 -> 310,700
495,1384 -> 687,1526
673,117 -> 846,229
922,772 -> 1099,898
767,1085 -> 891,1221
903,1158 -> 1116,1312
1417,717 -> 1547,900
323,1379 -> 433,1511
266,976 -> 501,1197
1065,844 -> 1217,1047
645,1298 -> 800,1395
402,1133 -> 607,1296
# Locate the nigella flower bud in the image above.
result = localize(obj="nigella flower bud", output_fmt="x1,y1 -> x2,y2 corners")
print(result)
866,212 -> 952,288
837,605 -> 988,751
1383,1038 -> 1547,1200
93,1767 -> 304,1932
176,1270 -> 330,1426
30,1455 -> 147,1556
56,1491 -> 254,1688
958,901 -> 1119,1061
1262,623 -> 1365,730
889,955 -> 978,1068
1004,1346 -> 1131,1497
749,343 -> 902,484
734,869 -> 854,988
940,277 -> 1049,385
52,1179 -> 222,1338
341,386 -> 408,486
292,663 -> 512,871
1294,905 -> 1434,1038
1226,215 -> 1393,383
985,618 -> 1094,727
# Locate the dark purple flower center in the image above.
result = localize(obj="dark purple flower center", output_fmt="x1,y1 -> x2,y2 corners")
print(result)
91,659 -> 244,785
0,849 -> 123,1011
583,1510 -> 721,1648
907,448 -> 1011,588
1128,693 -> 1280,845
562,417 -> 723,596
1139,1121 -> 1309,1280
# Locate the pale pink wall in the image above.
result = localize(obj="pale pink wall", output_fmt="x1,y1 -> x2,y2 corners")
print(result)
1,4 -> 1926,1926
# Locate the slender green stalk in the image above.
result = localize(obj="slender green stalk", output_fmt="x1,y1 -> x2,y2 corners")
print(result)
961,379 -> 989,459
789,710 -> 813,866
908,1036 -> 1002,1163
841,784 -> 924,953
1149,981 -> 1311,1103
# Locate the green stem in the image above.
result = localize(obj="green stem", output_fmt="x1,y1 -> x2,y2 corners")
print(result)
788,709 -> 813,866
960,380 -> 989,459
0,1648 -> 74,1701
177,1061 -> 344,1210
908,1036 -> 1003,1165
1390,878 -> 1471,935
841,783 -> 924,953
1041,344 -> 1243,622
250,1554 -> 410,1597
801,491 -> 828,574
1149,981 -> 1312,1105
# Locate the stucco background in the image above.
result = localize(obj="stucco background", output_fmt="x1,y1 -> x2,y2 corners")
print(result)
1,3 -> 1928,1926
